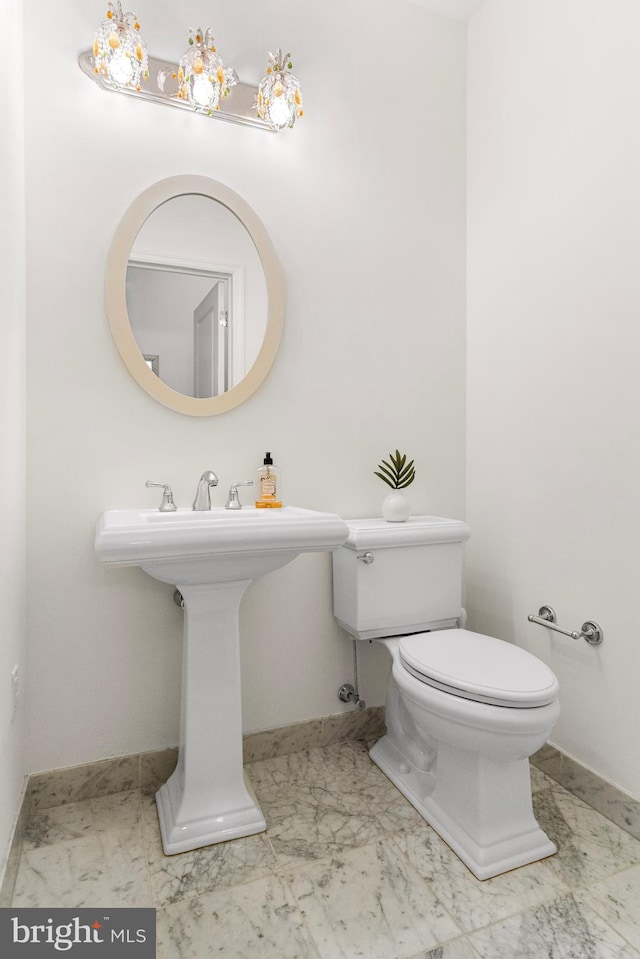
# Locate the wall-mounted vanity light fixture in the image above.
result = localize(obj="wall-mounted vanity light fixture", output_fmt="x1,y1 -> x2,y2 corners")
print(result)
79,3 -> 304,133
158,27 -> 238,115
91,0 -> 148,91
255,49 -> 303,132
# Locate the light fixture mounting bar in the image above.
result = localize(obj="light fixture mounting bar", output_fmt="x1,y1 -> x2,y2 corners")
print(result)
78,49 -> 274,132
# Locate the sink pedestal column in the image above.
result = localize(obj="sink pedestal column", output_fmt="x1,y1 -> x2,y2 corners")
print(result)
155,579 -> 266,855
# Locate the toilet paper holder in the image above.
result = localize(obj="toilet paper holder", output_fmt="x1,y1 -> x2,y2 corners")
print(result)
528,605 -> 603,646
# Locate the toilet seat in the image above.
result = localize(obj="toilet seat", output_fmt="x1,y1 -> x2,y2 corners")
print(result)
399,628 -> 559,708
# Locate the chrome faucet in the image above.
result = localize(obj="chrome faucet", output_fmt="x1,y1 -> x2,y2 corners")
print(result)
192,471 -> 219,511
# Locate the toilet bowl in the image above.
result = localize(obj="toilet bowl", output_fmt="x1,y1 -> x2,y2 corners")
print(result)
374,631 -> 559,879
332,516 -> 560,880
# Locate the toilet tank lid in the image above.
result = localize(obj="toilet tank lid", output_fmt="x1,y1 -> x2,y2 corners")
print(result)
341,516 -> 471,550
400,629 -> 559,707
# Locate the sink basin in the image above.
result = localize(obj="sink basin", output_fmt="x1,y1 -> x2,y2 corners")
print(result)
95,504 -> 348,854
95,505 -> 348,584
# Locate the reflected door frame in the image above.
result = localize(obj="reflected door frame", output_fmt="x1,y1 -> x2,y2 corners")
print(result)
128,253 -> 245,392
194,279 -> 232,397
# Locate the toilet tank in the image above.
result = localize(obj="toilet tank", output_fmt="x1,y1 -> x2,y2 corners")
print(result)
332,516 -> 471,641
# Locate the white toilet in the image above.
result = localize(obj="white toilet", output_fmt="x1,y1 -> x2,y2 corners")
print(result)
332,515 -> 560,880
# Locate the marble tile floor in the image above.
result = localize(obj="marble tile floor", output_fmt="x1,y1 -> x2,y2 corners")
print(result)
11,740 -> 640,959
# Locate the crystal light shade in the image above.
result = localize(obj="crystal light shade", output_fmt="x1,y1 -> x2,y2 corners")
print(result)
92,1 -> 148,91
173,27 -> 238,115
255,49 -> 303,132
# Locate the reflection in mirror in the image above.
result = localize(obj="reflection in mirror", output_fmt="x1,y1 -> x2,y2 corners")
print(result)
144,353 -> 159,375
105,175 -> 284,417
127,195 -> 267,399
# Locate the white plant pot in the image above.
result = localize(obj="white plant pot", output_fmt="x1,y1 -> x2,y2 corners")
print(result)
382,490 -> 411,523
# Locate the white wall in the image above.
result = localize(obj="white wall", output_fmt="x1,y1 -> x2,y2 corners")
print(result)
0,0 -> 27,876
467,0 -> 640,798
24,0 -> 467,772
410,0 -> 486,22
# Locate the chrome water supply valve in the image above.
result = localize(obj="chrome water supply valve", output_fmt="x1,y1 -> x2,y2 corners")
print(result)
338,684 -> 366,711
337,638 -> 366,710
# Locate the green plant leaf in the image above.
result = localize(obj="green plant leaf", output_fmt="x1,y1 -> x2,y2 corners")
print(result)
397,468 -> 415,489
376,462 -> 399,486
374,471 -> 396,489
397,460 -> 415,483
375,450 -> 416,490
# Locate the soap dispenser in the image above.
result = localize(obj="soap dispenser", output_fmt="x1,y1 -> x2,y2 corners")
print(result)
255,452 -> 282,508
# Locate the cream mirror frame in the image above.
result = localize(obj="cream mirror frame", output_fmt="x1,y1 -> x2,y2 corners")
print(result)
105,175 -> 284,416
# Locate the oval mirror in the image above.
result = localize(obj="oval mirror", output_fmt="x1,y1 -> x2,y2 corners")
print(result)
105,175 -> 284,416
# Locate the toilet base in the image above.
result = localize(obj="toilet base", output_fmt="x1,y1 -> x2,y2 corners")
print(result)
370,735 -> 556,880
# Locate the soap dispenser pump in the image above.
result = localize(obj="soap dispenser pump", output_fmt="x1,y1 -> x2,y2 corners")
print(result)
255,452 -> 282,508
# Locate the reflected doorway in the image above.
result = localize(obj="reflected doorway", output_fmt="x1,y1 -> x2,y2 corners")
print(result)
126,256 -> 243,398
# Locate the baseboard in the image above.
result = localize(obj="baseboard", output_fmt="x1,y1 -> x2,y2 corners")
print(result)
0,777 -> 29,907
531,743 -> 640,841
24,706 -> 386,811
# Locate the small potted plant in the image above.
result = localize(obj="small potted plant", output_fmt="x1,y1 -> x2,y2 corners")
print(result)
374,450 -> 415,522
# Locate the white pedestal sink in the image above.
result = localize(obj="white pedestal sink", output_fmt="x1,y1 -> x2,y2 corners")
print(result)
95,505 -> 348,854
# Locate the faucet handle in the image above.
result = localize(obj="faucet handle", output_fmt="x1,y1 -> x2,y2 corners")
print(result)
145,481 -> 177,512
225,480 -> 254,510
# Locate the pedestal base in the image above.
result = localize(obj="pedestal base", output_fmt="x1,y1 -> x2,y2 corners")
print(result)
156,767 -> 266,855
155,579 -> 267,856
